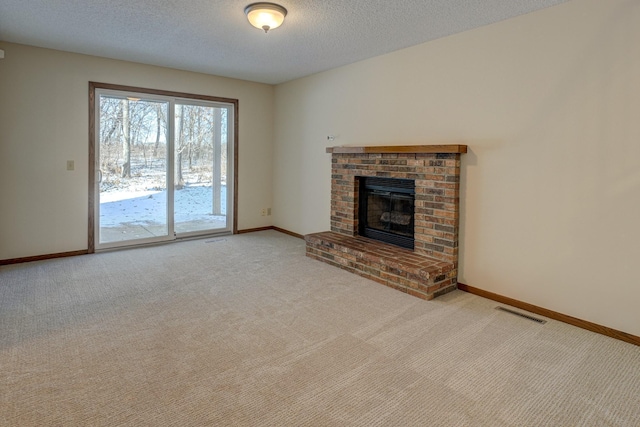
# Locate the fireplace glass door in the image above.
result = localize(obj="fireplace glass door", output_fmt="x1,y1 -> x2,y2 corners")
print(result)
359,177 -> 415,249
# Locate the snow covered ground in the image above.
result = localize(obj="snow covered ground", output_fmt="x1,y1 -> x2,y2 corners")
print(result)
99,184 -> 227,227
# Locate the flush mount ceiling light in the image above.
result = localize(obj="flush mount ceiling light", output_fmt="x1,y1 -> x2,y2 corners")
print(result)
244,3 -> 287,33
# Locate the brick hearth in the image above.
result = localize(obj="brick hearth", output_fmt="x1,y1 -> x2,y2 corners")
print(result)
305,145 -> 467,300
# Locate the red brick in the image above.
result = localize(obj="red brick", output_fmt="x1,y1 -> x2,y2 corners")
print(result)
319,150 -> 462,299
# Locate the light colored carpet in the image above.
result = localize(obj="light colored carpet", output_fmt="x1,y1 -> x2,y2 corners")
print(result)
1,230 -> 638,426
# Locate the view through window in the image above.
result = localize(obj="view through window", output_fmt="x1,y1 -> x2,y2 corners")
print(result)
90,84 -> 236,250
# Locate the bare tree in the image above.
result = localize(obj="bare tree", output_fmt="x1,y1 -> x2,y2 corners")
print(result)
176,105 -> 185,188
121,99 -> 131,178
153,103 -> 165,158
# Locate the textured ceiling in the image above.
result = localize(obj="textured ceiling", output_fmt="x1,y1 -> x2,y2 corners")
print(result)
0,0 -> 568,84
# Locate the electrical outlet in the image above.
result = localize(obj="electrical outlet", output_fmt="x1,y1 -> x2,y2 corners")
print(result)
66,160 -> 75,171
260,208 -> 267,216
267,208 -> 271,216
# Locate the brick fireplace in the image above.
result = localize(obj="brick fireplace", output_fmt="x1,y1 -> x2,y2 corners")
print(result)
305,145 -> 467,300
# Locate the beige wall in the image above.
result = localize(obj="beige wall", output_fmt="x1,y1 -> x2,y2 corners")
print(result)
274,0 -> 640,336
0,43 -> 274,260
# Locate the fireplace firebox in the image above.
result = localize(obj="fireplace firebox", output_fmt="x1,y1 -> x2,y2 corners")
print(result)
358,177 -> 415,249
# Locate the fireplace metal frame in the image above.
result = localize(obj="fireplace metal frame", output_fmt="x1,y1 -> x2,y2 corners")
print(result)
358,177 -> 415,249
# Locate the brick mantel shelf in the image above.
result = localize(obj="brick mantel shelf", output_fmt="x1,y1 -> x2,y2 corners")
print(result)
306,144 -> 468,300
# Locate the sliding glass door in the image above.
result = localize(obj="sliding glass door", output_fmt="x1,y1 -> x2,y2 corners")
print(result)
94,88 -> 234,250
173,103 -> 229,236
97,95 -> 171,246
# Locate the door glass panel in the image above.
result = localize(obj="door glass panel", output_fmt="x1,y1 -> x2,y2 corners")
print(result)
93,87 -> 234,250
98,96 -> 170,245
174,103 -> 229,235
